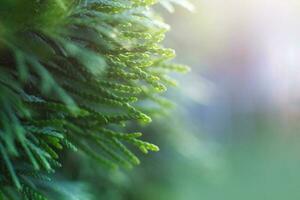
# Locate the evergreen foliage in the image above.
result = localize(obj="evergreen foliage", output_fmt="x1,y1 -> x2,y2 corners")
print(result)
0,0 -> 190,199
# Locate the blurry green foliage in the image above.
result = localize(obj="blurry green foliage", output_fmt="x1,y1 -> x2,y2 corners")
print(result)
0,0 -> 190,199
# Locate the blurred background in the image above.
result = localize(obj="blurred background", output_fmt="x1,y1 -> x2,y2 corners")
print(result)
68,1 -> 300,199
